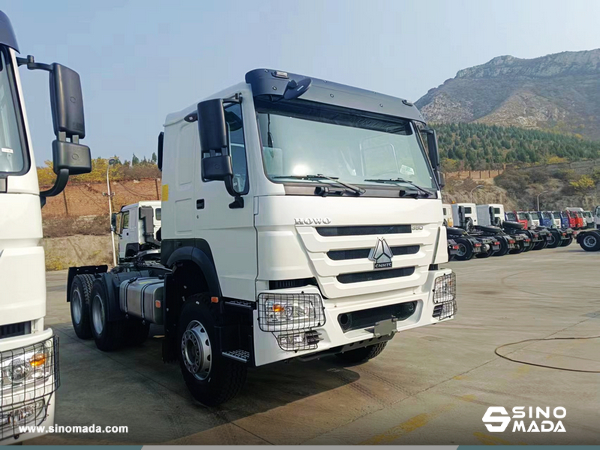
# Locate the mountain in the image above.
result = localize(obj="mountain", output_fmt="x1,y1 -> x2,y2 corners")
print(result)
416,49 -> 600,140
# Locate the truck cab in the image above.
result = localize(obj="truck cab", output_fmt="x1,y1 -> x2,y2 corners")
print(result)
582,211 -> 594,229
442,203 -> 453,227
505,211 -> 529,228
539,211 -> 555,228
67,68 -> 456,406
451,203 -> 477,230
115,201 -> 161,261
476,204 -> 504,227
0,11 -> 91,443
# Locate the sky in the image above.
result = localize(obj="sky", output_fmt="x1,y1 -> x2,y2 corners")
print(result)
4,0 -> 600,164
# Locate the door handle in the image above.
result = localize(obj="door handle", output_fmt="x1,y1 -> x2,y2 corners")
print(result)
196,199 -> 205,209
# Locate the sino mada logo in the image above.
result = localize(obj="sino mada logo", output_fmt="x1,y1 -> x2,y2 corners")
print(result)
482,406 -> 566,433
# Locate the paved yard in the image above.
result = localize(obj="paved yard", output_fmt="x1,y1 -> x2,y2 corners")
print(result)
33,246 -> 600,445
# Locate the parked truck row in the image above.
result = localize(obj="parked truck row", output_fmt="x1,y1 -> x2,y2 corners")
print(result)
442,203 -> 584,261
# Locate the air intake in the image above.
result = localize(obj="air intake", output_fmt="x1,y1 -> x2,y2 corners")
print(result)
337,267 -> 415,284
317,225 -> 411,237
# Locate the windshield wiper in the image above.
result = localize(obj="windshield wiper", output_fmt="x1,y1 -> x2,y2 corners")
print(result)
364,178 -> 434,198
273,174 -> 365,196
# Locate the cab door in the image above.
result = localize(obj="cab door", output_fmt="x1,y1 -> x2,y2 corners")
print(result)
194,100 -> 257,301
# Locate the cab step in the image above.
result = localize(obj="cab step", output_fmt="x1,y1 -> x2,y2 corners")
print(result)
222,349 -> 250,363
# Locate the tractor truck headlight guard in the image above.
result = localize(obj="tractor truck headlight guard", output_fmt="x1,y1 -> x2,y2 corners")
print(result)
258,293 -> 325,332
432,273 -> 457,321
0,337 -> 58,440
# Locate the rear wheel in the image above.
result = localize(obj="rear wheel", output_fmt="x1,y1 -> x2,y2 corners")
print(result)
493,239 -> 510,256
90,280 -> 126,351
532,238 -> 548,250
580,232 -> 600,252
336,342 -> 388,364
559,236 -> 573,247
475,248 -> 492,258
454,238 -> 474,261
546,231 -> 561,249
509,240 -> 524,254
178,294 -> 247,406
70,274 -> 95,339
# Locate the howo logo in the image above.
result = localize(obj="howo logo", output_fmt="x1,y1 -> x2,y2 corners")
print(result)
294,218 -> 331,225
482,406 -> 566,433
368,238 -> 393,269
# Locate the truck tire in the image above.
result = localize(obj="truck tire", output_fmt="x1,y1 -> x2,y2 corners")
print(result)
178,294 -> 247,406
494,239 -> 510,256
508,240 -> 524,254
559,236 -> 573,247
90,280 -> 126,351
580,232 -> 600,252
454,238 -> 473,261
546,231 -> 561,249
475,248 -> 491,258
532,239 -> 547,251
70,274 -> 95,339
336,342 -> 388,364
127,319 -> 151,346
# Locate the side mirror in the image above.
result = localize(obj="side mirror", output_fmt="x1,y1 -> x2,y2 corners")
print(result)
202,155 -> 233,181
422,128 -> 443,188
111,213 -> 117,232
196,98 -> 238,199
18,56 -> 92,201
197,98 -> 228,155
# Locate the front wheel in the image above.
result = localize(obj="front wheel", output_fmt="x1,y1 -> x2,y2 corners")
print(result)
580,232 -> 600,252
178,294 -> 247,406
336,342 -> 388,364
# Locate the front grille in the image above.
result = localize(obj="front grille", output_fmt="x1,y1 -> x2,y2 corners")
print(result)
316,225 -> 411,236
0,337 -> 60,441
338,301 -> 417,332
269,278 -> 317,290
337,266 -> 415,284
328,245 -> 419,261
0,322 -> 27,339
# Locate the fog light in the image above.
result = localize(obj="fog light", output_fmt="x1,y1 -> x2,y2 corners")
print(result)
277,330 -> 320,351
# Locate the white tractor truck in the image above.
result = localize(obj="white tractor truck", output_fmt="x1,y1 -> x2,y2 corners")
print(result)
0,11 -> 92,443
66,69 -> 457,406
112,201 -> 161,261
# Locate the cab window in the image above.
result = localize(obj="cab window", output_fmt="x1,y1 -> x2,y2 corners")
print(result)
122,211 -> 130,231
155,208 -> 161,221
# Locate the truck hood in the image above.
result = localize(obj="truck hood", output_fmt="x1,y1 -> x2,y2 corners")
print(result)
255,195 -> 446,300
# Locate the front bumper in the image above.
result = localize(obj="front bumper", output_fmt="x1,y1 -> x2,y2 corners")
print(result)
252,268 -> 456,366
0,330 -> 59,443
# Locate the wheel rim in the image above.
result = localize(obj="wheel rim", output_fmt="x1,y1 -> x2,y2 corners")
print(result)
72,287 -> 82,325
456,243 -> 467,257
583,235 -> 597,247
181,320 -> 212,381
92,294 -> 105,335
549,234 -> 556,246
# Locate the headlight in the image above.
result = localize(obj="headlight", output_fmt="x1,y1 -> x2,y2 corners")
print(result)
258,293 -> 326,332
0,339 -> 54,393
433,272 -> 456,304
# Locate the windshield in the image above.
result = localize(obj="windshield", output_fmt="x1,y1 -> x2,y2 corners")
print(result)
493,207 -> 501,214
255,101 -> 436,193
542,212 -> 552,219
530,212 -> 541,219
553,211 -> 562,219
0,49 -> 25,174
506,212 -> 516,220
518,213 -> 528,220
584,212 -> 592,218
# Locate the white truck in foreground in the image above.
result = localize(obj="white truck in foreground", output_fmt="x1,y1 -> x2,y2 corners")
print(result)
0,11 -> 91,443
67,69 -> 456,406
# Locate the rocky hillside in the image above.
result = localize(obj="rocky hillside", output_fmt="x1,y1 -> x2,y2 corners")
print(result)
416,49 -> 600,140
